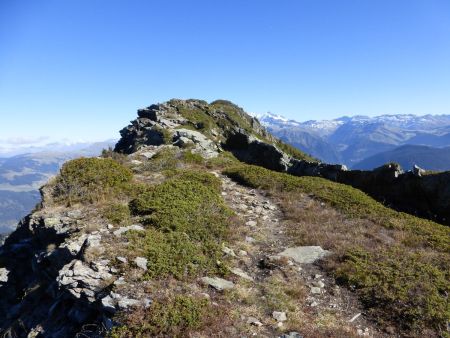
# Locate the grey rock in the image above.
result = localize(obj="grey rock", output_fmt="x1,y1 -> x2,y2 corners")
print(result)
278,246 -> 330,264
101,295 -> 116,313
312,280 -> 325,288
310,287 -> 322,294
273,311 -> 287,322
201,276 -> 235,291
245,236 -> 256,243
0,268 -> 9,283
66,210 -> 83,219
222,246 -> 237,257
173,128 -> 220,158
247,316 -> 263,327
279,332 -> 303,338
113,224 -> 145,237
57,259 -> 113,302
116,256 -> 128,264
230,267 -> 254,281
227,128 -> 290,171
117,297 -> 140,309
134,256 -> 148,271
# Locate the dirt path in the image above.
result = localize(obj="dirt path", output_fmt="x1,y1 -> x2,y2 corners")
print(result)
212,171 -> 387,338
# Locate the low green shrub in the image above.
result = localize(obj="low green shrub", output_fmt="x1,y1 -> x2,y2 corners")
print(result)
128,173 -> 231,279
127,228 -> 220,279
110,295 -> 211,337
141,147 -> 181,172
337,247 -> 450,332
101,147 -> 129,164
163,169 -> 222,192
152,125 -> 174,144
53,158 -> 133,204
102,203 -> 131,226
181,150 -> 204,164
205,151 -> 239,169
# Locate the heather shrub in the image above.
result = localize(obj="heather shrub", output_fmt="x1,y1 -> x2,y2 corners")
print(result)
53,158 -> 133,204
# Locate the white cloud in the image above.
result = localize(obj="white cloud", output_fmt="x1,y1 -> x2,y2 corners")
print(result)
0,136 -> 50,146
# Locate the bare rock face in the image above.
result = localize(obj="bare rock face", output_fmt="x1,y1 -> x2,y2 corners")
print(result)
114,102 -> 182,154
0,208 -> 113,337
173,128 -> 220,158
57,259 -> 113,302
226,127 -> 291,171
200,276 -> 235,291
276,246 -> 330,264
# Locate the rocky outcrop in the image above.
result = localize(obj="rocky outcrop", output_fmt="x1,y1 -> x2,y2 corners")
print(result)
114,99 -> 450,226
173,128 -> 220,158
225,127 -> 291,171
288,159 -> 348,180
114,103 -> 181,154
0,207 -> 114,337
115,99 -> 275,161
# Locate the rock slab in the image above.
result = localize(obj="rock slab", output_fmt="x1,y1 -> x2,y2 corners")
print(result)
278,246 -> 330,264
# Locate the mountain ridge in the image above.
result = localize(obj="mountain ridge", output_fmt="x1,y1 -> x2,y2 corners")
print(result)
258,112 -> 450,166
0,99 -> 448,337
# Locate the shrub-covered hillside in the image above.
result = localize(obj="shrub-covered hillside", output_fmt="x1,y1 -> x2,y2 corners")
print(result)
0,100 -> 448,338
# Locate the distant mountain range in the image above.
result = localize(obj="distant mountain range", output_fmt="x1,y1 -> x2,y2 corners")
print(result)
353,145 -> 450,171
0,140 -> 116,234
257,113 -> 450,169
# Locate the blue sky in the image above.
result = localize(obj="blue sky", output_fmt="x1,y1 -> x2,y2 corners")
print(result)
1,0 -> 450,142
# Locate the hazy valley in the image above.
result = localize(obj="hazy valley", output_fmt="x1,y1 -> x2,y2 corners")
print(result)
0,141 -> 115,234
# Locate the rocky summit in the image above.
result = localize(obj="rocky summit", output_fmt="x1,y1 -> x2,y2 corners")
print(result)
0,99 -> 449,338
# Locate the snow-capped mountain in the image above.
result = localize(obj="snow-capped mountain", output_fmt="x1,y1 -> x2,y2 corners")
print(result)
257,112 -> 450,167
255,113 -> 302,128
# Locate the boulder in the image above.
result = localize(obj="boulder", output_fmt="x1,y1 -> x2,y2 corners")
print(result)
273,311 -> 287,322
201,276 -> 235,291
277,246 -> 330,264
0,268 -> 9,283
226,128 -> 290,171
113,224 -> 145,237
134,257 -> 148,271
230,267 -> 254,281
57,259 -> 113,302
288,159 -> 347,181
173,128 -> 220,158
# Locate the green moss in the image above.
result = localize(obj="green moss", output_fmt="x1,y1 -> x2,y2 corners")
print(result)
54,158 -> 133,204
128,173 -> 231,279
102,203 -> 131,226
110,295 -> 210,337
337,247 -> 450,331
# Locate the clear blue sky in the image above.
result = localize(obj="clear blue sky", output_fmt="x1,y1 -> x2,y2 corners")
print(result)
1,0 -> 450,142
